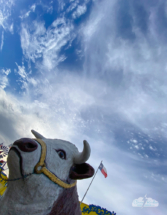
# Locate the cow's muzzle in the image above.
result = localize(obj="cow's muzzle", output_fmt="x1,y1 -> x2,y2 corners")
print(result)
13,138 -> 38,152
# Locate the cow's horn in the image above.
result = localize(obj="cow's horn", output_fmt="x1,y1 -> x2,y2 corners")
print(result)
31,130 -> 45,139
74,140 -> 91,164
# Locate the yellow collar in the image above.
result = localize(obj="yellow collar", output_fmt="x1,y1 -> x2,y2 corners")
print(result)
34,138 -> 76,189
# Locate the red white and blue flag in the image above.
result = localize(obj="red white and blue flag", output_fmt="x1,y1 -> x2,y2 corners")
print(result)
99,163 -> 107,178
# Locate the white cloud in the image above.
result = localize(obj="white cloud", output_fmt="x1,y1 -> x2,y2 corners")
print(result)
0,68 -> 11,89
149,145 -> 157,151
15,63 -> 27,80
9,23 -> 13,33
20,18 -> 74,70
31,4 -> 36,12
0,9 -> 6,29
80,0 -> 167,138
14,62 -> 37,91
0,88 -> 50,144
72,5 -> 87,19
0,0 -> 14,31
19,4 -> 36,19
0,75 -> 93,145
131,139 -> 138,144
67,0 -> 79,13
0,31 -> 4,51
134,145 -> 139,149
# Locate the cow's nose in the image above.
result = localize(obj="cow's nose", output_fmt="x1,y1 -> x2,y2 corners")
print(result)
13,138 -> 38,152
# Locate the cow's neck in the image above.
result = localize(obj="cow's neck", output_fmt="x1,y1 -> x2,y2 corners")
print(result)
0,175 -> 81,215
0,174 -> 64,215
49,184 -> 82,215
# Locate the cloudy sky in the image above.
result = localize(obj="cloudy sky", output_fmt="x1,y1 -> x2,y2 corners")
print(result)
0,0 -> 167,214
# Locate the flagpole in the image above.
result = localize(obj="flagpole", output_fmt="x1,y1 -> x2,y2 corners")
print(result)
80,160 -> 103,205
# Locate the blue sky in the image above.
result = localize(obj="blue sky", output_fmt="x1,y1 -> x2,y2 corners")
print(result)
0,0 -> 167,214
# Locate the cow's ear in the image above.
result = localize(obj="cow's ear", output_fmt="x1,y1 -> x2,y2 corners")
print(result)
69,163 -> 94,180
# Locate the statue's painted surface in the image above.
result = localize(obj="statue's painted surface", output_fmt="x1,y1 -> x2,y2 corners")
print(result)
0,130 -> 94,215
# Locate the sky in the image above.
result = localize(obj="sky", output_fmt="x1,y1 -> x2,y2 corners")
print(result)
0,0 -> 167,214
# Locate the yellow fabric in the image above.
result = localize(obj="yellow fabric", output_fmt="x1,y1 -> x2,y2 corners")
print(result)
0,172 -> 7,196
80,202 -> 114,215
34,138 -> 77,189
80,202 -> 98,215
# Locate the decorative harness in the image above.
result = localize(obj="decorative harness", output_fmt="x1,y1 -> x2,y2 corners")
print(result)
0,138 -> 76,189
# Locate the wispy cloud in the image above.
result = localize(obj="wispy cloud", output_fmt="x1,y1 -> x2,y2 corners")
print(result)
14,62 -> 37,91
0,88 -> 51,145
19,4 -> 36,20
0,0 -> 14,32
72,5 -> 87,19
67,0 -> 79,13
0,69 -> 11,89
15,62 -> 27,80
20,18 -> 74,70
81,0 -> 167,137
0,31 -> 4,51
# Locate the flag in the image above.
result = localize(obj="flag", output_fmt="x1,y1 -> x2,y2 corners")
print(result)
0,143 -> 3,149
99,163 -> 107,178
1,146 -> 9,154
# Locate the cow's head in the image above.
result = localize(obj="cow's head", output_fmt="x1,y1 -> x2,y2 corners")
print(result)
8,130 -> 94,186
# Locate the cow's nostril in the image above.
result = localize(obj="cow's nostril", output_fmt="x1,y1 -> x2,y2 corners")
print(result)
26,142 -> 37,149
13,138 -> 38,152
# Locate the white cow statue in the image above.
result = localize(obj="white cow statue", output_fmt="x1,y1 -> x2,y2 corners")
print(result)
0,130 -> 94,215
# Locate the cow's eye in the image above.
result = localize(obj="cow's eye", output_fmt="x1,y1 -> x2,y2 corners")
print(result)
56,150 -> 66,159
